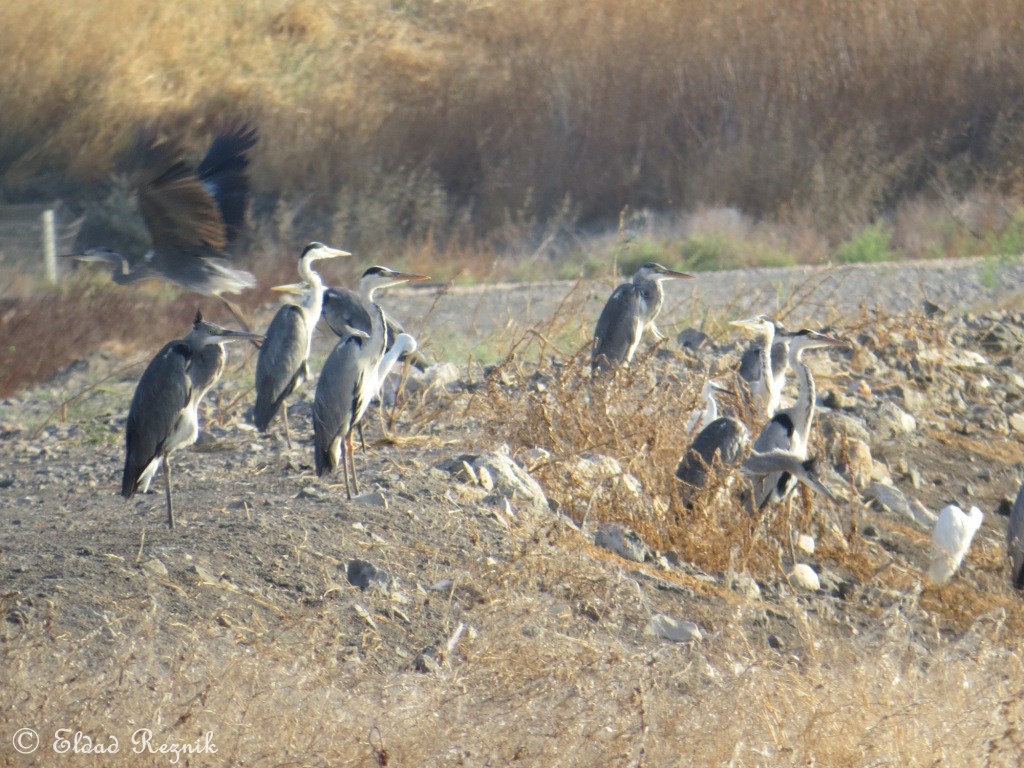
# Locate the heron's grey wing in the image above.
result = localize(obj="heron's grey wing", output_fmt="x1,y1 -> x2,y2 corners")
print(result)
322,288 -> 373,337
675,417 -> 749,496
770,340 -> 790,379
313,336 -> 365,476
738,344 -> 762,384
592,284 -> 643,368
752,412 -> 794,453
254,305 -> 308,431
132,132 -> 227,254
122,342 -> 191,497
196,123 -> 258,244
742,450 -> 836,503
1009,482 -> 1024,589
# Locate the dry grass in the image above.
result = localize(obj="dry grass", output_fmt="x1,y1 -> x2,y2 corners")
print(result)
5,0 -> 1024,247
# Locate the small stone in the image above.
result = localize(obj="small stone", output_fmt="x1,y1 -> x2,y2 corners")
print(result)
1010,413 -> 1024,437
189,564 -> 220,586
646,613 -> 702,643
414,648 -> 441,674
346,560 -> 394,593
677,328 -> 712,351
996,496 -> 1015,517
729,573 -> 761,600
822,390 -> 846,409
594,522 -> 650,563
139,558 -> 168,578
476,466 -> 495,492
796,535 -> 815,555
767,634 -> 784,650
787,564 -> 820,591
353,490 -> 389,509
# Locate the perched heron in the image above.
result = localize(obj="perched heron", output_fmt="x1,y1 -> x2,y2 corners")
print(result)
929,504 -> 983,584
684,379 -> 728,434
732,315 -> 792,418
66,124 -> 259,327
1008,483 -> 1024,589
273,281 -> 430,370
592,262 -> 694,371
254,242 -> 350,445
675,416 -> 750,504
748,328 -> 846,511
122,311 -> 262,529
312,267 -> 428,498
741,449 -> 837,504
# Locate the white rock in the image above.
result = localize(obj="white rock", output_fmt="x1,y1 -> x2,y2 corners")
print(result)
646,613 -> 702,643
875,402 -> 917,436
929,505 -> 983,584
353,490 -> 389,509
787,564 -> 820,591
797,535 -> 815,555
594,522 -> 649,563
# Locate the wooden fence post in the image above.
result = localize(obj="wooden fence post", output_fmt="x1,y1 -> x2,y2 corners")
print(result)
42,209 -> 57,283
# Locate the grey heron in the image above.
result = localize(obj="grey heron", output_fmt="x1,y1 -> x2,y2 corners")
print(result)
748,328 -> 846,511
592,262 -> 694,371
122,311 -> 262,529
1007,482 -> 1024,589
675,416 -> 750,503
684,379 -> 728,434
65,124 -> 259,327
731,315 -> 792,418
253,242 -> 350,445
312,267 -> 428,498
929,504 -> 983,584
273,281 -> 430,370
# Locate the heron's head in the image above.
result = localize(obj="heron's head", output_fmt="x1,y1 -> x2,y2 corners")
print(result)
359,266 -> 430,298
187,310 -> 264,346
633,262 -> 694,283
271,281 -> 317,305
299,242 -> 351,264
61,246 -> 125,265
788,328 -> 848,354
391,332 -> 418,356
730,314 -> 782,337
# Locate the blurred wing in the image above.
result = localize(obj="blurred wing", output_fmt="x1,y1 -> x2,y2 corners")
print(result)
132,132 -> 227,254
197,123 -> 258,244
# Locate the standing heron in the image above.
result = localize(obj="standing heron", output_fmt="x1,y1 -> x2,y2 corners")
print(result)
732,315 -> 792,418
1008,482 -> 1024,589
122,311 -> 262,529
748,328 -> 846,511
684,379 -> 728,434
675,416 -> 750,505
592,262 -> 694,371
313,267 -> 428,498
66,124 -> 259,327
253,242 -> 350,445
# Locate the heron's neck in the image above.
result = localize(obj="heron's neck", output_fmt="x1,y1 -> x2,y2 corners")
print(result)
377,338 -> 410,381
300,267 -> 325,322
638,279 -> 665,323
359,284 -> 388,358
760,327 -> 778,414
789,349 -> 816,447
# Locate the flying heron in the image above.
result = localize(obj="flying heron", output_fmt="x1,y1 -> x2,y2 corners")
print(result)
253,242 -> 350,445
591,262 -> 694,371
748,328 -> 847,511
65,124 -> 259,327
312,267 -> 428,498
1007,483 -> 1024,589
732,315 -> 792,418
122,311 -> 262,529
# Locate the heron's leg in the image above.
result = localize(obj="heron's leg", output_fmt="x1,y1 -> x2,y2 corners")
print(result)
649,322 -> 666,341
164,455 -> 175,530
348,430 -> 360,497
282,403 -> 293,450
357,422 -> 366,451
340,432 -> 352,500
785,496 -> 797,566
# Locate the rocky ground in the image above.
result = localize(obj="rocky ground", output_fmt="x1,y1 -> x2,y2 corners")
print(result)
2,257 -> 1024,766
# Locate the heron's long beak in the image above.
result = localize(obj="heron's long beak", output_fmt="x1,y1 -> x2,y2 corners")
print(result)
729,316 -> 766,331
216,328 -> 265,342
391,272 -> 430,283
317,246 -> 351,260
271,282 -> 307,295
661,269 -> 695,280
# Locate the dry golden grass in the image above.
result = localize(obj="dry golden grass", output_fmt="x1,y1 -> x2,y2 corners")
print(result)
5,0 -> 1024,245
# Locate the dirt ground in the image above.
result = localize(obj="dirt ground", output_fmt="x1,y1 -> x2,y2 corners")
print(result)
2,258 -> 1024,766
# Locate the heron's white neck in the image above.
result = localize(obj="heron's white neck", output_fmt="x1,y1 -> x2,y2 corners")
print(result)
377,334 -> 417,382
358,281 -> 388,363
759,325 -> 779,416
297,256 -> 326,320
788,347 -> 816,451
